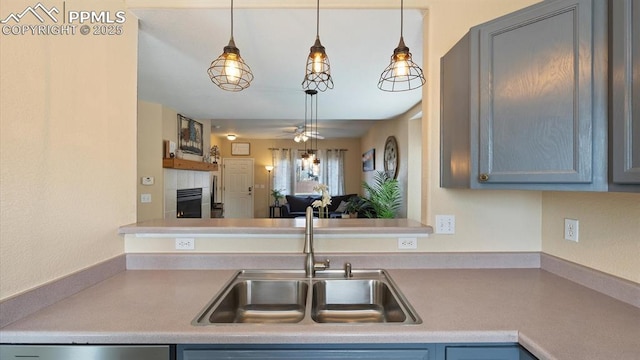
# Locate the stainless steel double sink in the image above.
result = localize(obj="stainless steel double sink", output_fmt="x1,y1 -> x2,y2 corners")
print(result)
192,269 -> 421,325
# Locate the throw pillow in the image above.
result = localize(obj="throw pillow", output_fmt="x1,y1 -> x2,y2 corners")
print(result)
335,200 -> 349,213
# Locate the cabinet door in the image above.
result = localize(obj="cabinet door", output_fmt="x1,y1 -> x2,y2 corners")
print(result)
473,0 -> 607,188
183,349 -> 430,360
611,0 -> 640,185
445,345 -> 533,360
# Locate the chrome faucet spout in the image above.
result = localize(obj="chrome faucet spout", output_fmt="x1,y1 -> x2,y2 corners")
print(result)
304,206 -> 329,277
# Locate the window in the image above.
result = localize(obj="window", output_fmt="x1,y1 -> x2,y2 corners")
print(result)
295,152 -> 321,195
272,148 -> 346,197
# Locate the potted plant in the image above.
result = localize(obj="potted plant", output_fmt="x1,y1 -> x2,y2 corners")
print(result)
361,171 -> 401,218
271,189 -> 284,206
344,196 -> 370,218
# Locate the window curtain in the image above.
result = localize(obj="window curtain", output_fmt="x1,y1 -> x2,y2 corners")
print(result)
271,148 -> 293,195
320,149 -> 346,195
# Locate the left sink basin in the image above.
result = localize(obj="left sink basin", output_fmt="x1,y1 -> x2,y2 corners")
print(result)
193,278 -> 308,324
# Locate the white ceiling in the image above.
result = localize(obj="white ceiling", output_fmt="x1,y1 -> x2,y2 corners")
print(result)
133,6 -> 424,139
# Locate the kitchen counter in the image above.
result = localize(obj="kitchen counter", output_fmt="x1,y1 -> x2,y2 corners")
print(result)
118,218 -> 433,236
1,268 -> 638,360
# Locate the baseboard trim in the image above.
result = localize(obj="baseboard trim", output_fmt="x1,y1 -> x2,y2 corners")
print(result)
0,255 -> 126,328
540,253 -> 640,308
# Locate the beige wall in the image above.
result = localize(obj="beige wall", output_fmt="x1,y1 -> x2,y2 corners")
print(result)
542,193 -> 640,283
0,1 -> 137,299
210,136 -> 362,218
137,101 -> 164,221
422,0 -> 543,252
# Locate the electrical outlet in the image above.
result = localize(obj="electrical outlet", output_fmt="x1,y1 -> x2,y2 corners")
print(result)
140,194 -> 152,203
564,219 -> 579,242
398,237 -> 418,250
435,215 -> 456,234
175,238 -> 195,250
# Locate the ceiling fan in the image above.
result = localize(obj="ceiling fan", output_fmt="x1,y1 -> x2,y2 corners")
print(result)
282,126 -> 325,142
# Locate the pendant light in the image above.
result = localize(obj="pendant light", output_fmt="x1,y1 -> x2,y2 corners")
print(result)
312,91 -> 321,168
301,90 -> 318,170
208,0 -> 254,92
378,0 -> 425,92
302,0 -> 333,92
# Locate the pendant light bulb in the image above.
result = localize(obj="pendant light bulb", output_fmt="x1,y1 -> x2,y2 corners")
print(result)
223,53 -> 241,84
392,53 -> 410,77
312,52 -> 325,73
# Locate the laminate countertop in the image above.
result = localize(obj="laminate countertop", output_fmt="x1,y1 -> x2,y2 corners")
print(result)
118,218 -> 433,236
1,268 -> 638,360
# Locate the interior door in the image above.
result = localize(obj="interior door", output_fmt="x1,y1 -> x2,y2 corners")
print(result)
223,158 -> 254,218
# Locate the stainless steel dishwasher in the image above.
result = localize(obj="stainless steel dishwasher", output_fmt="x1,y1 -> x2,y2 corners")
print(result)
0,345 -> 172,359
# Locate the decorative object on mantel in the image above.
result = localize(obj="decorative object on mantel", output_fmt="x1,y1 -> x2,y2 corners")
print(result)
231,142 -> 250,155
209,145 -> 220,163
177,114 -> 203,156
378,0 -> 425,92
302,0 -> 333,92
207,0 -> 253,91
383,135 -> 399,179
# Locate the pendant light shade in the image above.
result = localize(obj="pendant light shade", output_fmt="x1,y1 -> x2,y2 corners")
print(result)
302,0 -> 333,92
208,0 -> 253,92
378,0 -> 425,92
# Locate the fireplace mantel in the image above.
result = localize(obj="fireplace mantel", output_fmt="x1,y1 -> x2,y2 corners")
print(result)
163,158 -> 218,172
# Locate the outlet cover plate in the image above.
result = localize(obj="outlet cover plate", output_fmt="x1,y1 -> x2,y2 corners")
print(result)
175,238 -> 195,250
564,218 -> 579,242
398,237 -> 418,250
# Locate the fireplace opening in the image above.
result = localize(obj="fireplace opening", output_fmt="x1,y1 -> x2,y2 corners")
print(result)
177,188 -> 202,218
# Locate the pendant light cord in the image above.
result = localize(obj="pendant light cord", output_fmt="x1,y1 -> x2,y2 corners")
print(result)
400,0 -> 404,38
230,0 -> 234,39
316,0 -> 320,37
315,93 -> 318,153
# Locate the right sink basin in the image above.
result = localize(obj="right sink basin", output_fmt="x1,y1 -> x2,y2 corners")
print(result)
311,279 -> 409,323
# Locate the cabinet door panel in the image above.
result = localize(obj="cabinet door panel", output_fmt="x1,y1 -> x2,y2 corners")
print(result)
611,0 -> 640,184
445,345 -> 519,360
476,0 -> 595,184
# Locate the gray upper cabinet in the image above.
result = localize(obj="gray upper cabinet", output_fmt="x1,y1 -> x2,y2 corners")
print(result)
610,0 -> 640,188
441,0 -> 639,191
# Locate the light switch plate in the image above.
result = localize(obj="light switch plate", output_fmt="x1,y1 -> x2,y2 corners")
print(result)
140,194 -> 152,203
435,215 -> 456,234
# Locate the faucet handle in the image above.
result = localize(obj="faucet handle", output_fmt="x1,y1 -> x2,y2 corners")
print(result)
314,258 -> 330,271
344,262 -> 353,278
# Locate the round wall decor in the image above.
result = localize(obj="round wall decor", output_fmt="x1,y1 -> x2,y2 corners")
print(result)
383,136 -> 399,179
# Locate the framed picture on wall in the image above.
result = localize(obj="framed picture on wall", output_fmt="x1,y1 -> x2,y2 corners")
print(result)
231,142 -> 250,155
362,148 -> 375,171
177,114 -> 203,156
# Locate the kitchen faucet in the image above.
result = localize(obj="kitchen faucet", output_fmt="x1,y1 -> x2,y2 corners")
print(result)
304,206 -> 330,277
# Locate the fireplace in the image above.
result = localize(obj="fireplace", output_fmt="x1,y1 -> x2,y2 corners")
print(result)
177,188 -> 202,218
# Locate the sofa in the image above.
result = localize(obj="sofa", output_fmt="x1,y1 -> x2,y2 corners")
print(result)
280,194 -> 357,218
